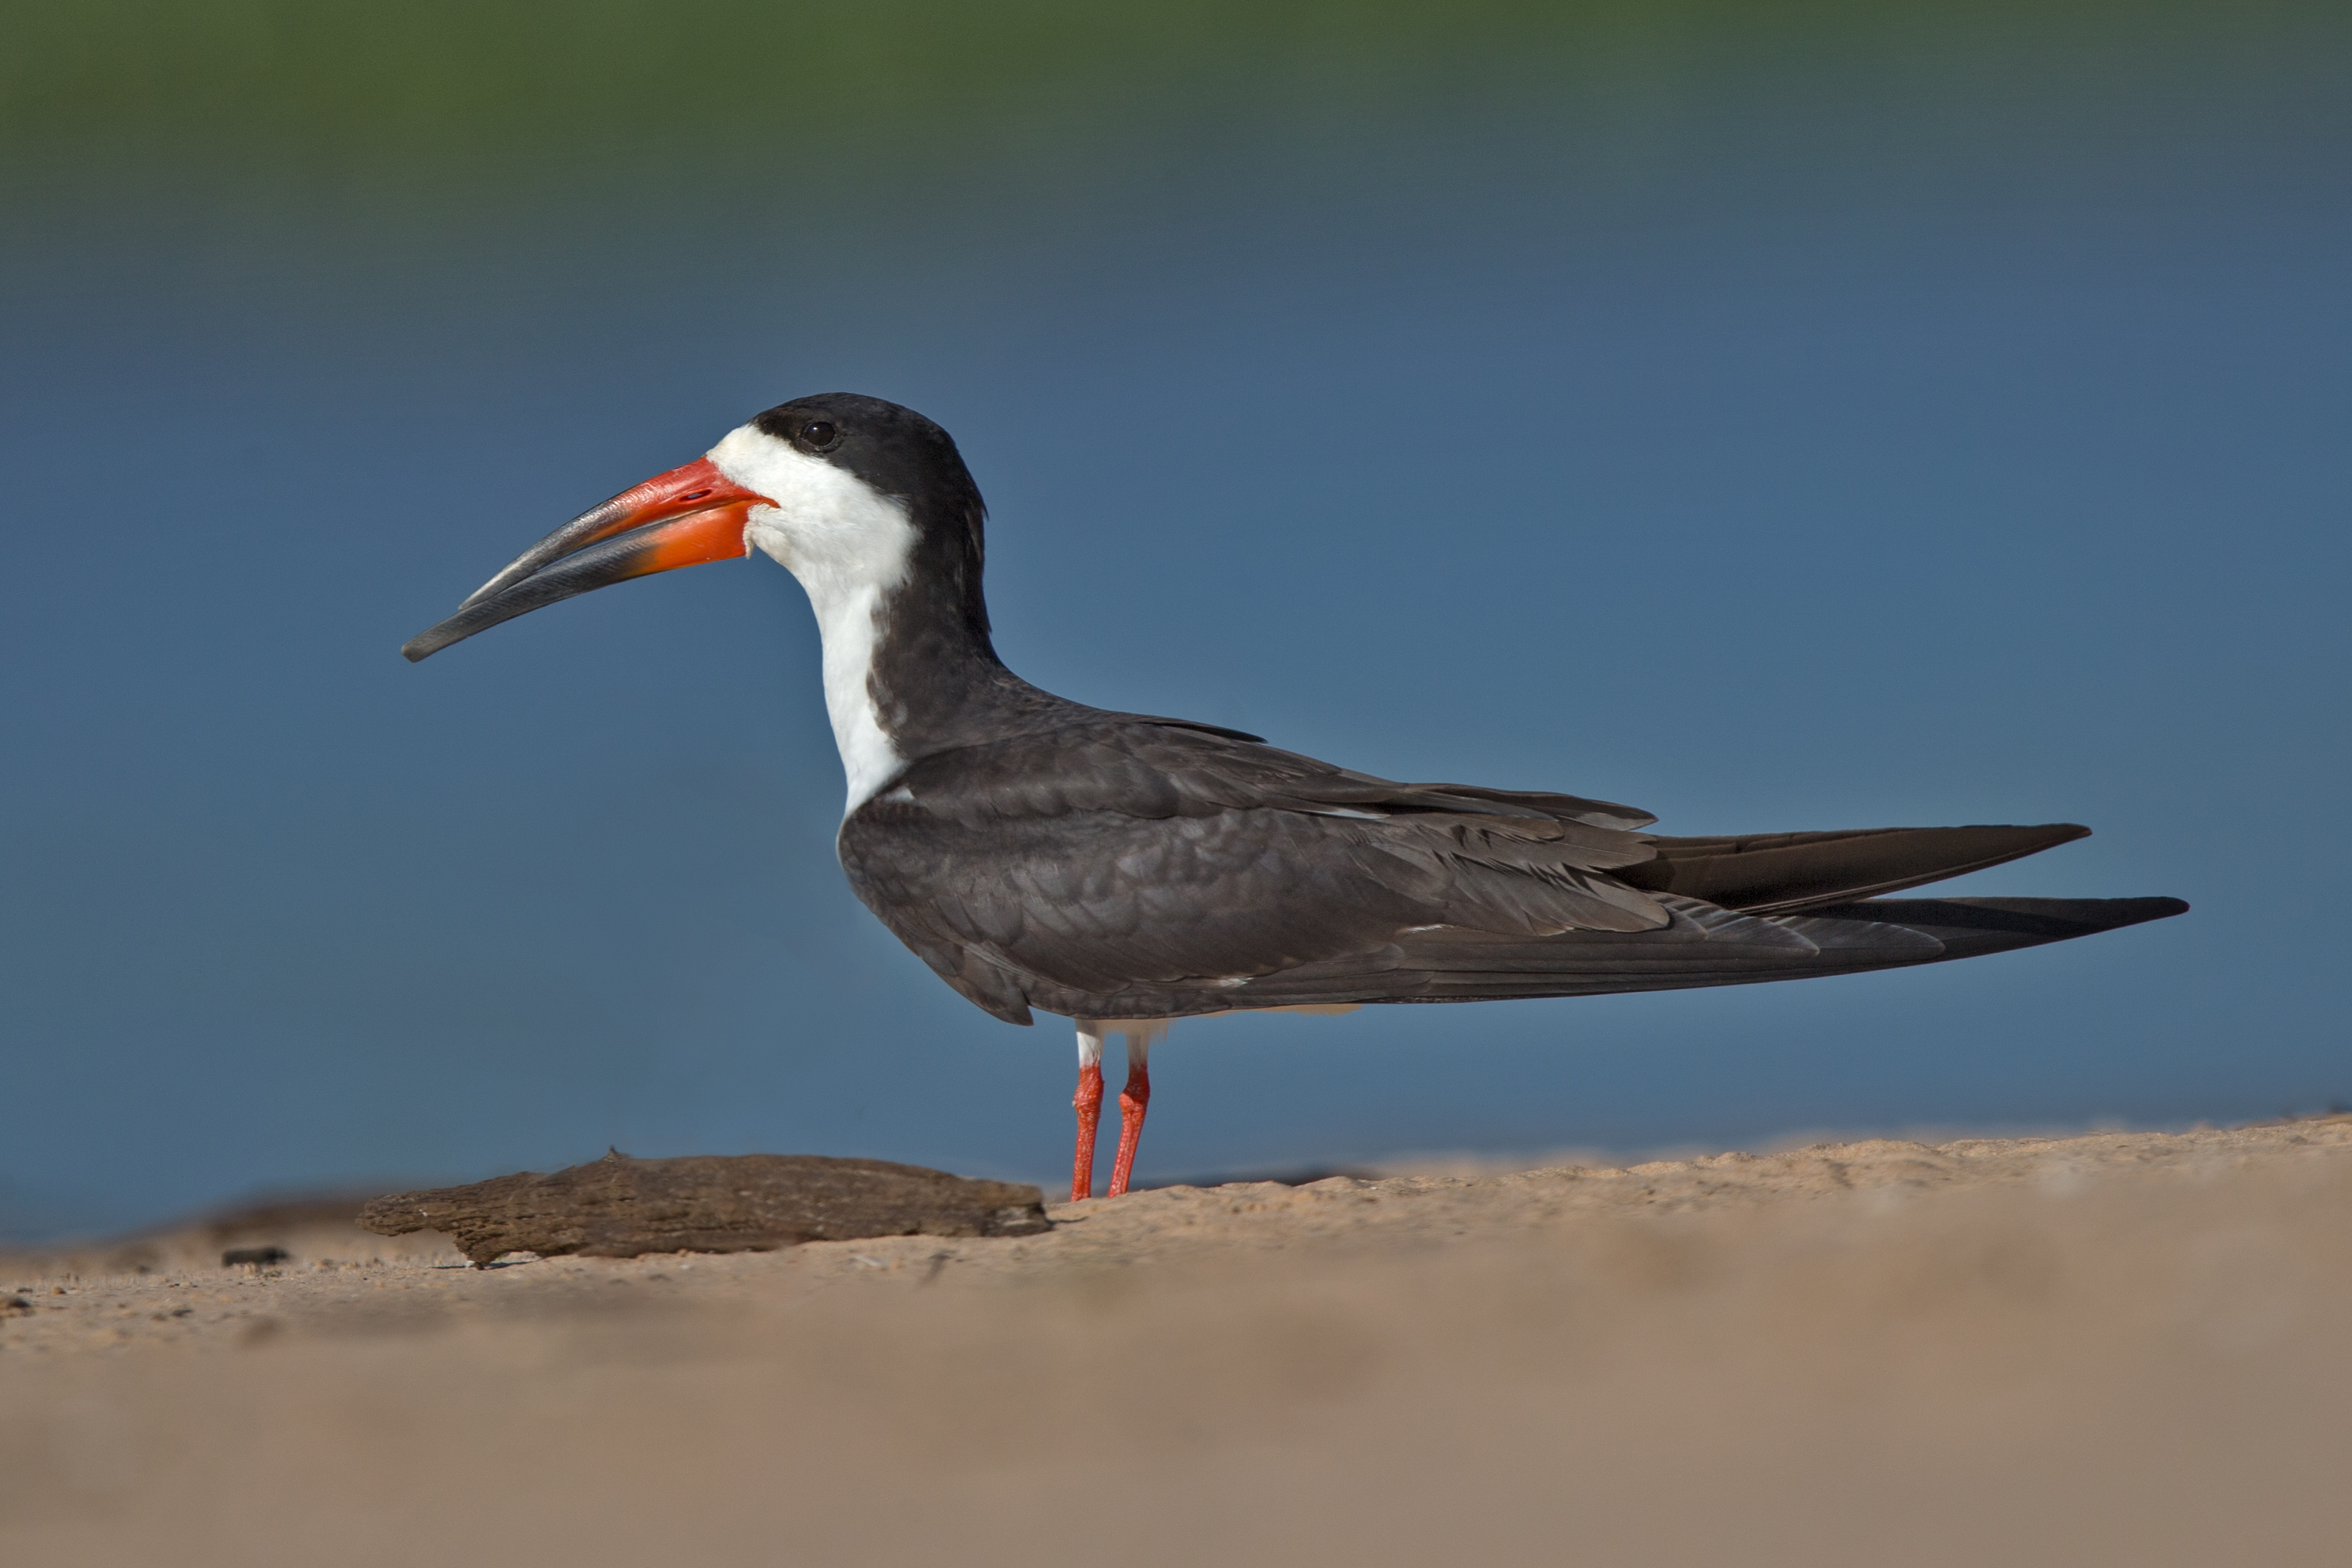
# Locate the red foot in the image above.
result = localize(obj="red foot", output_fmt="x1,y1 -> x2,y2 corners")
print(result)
1107,1057 -> 1151,1198
1071,1062 -> 1105,1201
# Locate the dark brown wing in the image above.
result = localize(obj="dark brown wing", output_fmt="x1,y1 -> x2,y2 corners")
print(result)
1224,894 -> 2187,1007
835,721 -> 2173,1025
1618,824 -> 2093,914
836,722 -> 1668,1024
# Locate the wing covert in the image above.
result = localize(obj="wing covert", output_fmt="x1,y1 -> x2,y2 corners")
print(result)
838,721 -> 1668,1019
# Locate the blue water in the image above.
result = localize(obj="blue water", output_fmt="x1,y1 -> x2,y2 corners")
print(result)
3,47 -> 2347,1239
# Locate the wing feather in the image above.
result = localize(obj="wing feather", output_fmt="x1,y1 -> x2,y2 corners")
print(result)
834,721 -> 2176,1023
838,721 -> 1670,1018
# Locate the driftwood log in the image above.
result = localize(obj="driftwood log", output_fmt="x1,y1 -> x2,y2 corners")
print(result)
357,1151 -> 1051,1265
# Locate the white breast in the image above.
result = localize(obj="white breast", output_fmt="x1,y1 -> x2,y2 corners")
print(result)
709,426 -> 916,813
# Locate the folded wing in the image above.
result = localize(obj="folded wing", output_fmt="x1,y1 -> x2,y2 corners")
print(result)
1620,824 -> 2093,914
838,719 -> 2180,1025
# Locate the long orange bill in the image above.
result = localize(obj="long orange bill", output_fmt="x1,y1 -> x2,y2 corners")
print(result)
401,458 -> 764,662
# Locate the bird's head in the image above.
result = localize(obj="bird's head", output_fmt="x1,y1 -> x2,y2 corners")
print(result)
401,393 -> 986,662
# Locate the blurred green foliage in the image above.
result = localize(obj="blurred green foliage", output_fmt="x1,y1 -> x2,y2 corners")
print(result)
0,0 -> 2341,205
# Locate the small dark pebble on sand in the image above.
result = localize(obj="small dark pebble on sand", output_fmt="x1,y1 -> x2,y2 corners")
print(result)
223,1246 -> 290,1268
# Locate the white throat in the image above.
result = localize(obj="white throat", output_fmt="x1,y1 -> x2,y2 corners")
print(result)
709,426 -> 915,813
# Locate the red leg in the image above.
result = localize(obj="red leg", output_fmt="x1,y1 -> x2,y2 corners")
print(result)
1071,1060 -> 1104,1202
1107,1053 -> 1151,1198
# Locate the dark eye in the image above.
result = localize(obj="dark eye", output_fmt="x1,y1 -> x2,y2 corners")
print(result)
799,420 -> 838,449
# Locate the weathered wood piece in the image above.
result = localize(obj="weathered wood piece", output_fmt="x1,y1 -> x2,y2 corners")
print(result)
357,1151 -> 1051,1265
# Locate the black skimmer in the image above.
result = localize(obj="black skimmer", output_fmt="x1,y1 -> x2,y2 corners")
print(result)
405,394 -> 2187,1200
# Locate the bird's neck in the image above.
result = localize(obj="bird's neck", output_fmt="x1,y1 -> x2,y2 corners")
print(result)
784,513 -> 1068,813
801,572 -> 919,812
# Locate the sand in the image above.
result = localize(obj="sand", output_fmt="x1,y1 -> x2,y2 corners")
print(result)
3,1117 -> 2347,1565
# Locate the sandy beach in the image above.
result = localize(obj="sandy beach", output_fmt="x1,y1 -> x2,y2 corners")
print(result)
4,1116 -> 2346,1565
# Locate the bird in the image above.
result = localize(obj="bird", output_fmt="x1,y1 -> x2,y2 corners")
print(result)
404,393 -> 2187,1202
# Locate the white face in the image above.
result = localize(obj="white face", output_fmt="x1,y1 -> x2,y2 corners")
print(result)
707,424 -> 916,591
707,423 -> 919,812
